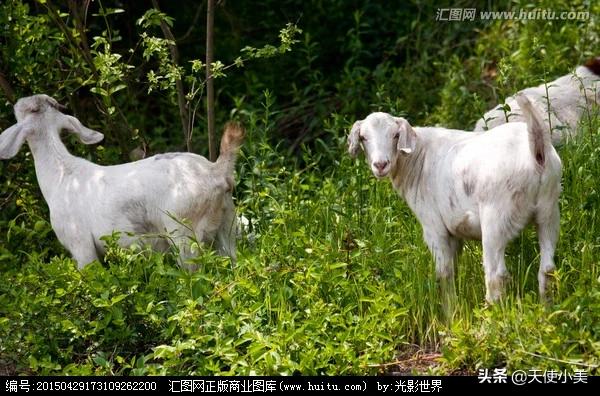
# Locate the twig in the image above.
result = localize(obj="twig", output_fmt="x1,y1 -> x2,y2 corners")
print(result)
0,190 -> 16,210
68,0 -> 94,66
521,351 -> 599,369
365,353 -> 442,368
151,0 -> 191,151
206,0 -> 217,160
176,1 -> 206,43
45,0 -> 98,77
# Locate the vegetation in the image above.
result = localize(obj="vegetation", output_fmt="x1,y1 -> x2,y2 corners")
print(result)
0,0 -> 599,375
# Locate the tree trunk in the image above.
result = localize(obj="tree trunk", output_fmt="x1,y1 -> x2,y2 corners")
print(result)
206,0 -> 216,161
0,70 -> 15,103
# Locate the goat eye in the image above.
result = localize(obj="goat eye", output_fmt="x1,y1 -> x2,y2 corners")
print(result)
359,135 -> 366,142
393,133 -> 400,140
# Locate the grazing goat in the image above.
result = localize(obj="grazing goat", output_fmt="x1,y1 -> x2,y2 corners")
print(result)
348,94 -> 561,304
0,94 -> 244,269
474,56 -> 600,145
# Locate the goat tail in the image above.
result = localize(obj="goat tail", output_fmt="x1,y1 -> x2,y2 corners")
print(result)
216,121 -> 245,173
515,93 -> 551,169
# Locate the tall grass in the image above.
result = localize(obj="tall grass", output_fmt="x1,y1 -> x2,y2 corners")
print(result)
1,107 -> 598,375
441,113 -> 600,373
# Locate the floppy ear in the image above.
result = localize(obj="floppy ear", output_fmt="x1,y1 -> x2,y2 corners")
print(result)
394,117 -> 417,154
347,120 -> 363,158
44,96 -> 67,112
0,124 -> 28,159
62,114 -> 104,145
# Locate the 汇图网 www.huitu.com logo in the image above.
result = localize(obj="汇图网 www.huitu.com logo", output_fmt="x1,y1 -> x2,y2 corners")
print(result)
436,8 -> 590,21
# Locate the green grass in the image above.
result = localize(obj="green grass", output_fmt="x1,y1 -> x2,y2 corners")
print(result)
1,113 -> 599,375
0,0 -> 599,376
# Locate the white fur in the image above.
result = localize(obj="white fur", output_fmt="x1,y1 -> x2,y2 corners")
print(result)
474,64 -> 599,145
0,95 -> 239,269
349,101 -> 562,303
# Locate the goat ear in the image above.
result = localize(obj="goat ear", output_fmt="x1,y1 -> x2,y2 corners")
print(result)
347,120 -> 363,158
43,96 -> 67,111
0,124 -> 28,159
394,117 -> 417,154
62,115 -> 104,145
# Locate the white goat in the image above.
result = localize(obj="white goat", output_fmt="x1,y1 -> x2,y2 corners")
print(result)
0,94 -> 244,269
474,57 -> 600,145
348,94 -> 562,304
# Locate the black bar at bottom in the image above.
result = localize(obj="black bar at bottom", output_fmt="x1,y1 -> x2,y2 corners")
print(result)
1,375 -> 597,394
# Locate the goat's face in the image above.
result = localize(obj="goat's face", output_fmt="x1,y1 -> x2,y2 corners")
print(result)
0,95 -> 104,159
348,112 -> 417,178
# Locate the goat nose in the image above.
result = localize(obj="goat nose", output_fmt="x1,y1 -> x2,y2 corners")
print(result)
374,161 -> 389,171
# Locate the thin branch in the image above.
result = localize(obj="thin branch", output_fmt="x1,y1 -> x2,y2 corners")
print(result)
151,0 -> 191,151
206,0 -> 216,160
67,0 -> 94,65
365,353 -> 442,368
176,1 -> 206,43
45,0 -> 98,77
0,190 -> 16,210
520,351 -> 599,369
